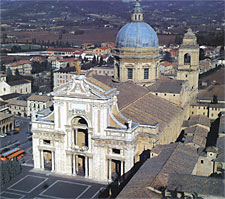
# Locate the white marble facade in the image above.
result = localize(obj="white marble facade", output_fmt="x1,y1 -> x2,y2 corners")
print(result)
32,75 -> 138,182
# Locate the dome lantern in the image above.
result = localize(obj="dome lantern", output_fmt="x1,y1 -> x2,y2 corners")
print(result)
131,0 -> 143,22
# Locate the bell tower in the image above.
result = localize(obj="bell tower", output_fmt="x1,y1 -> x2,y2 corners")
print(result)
177,28 -> 199,99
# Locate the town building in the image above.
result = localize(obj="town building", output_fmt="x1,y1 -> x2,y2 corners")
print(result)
190,68 -> 225,119
8,99 -> 27,117
93,47 -> 112,56
147,78 -> 189,107
0,73 -> 7,82
27,94 -> 53,117
101,42 -> 115,49
0,93 -> 23,103
5,60 -> 32,75
90,66 -> 114,77
0,80 -> 31,96
0,112 -> 14,137
46,48 -> 77,57
0,101 -> 8,112
81,43 -> 95,49
52,58 -> 76,69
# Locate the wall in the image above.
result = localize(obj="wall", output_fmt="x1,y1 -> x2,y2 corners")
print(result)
0,81 -> 10,96
10,83 -> 31,94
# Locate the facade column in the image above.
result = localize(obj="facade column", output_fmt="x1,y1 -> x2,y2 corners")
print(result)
120,161 -> 123,176
73,154 -> 76,175
108,159 -> 112,181
41,150 -> 44,169
51,151 -> 55,171
71,129 -> 74,146
89,158 -> 93,178
85,157 -> 88,177
75,155 -> 78,173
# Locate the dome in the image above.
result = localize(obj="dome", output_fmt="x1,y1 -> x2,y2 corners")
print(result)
115,22 -> 158,49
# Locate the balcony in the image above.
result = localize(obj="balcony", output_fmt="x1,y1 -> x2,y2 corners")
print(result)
72,145 -> 88,152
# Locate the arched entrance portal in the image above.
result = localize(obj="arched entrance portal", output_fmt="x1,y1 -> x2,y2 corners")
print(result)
71,117 -> 89,177
72,117 -> 88,148
43,150 -> 52,170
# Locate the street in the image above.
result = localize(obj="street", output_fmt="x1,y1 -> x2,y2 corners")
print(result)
0,116 -> 33,165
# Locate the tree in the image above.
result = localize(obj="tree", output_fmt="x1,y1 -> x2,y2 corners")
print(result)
199,48 -> 205,60
59,33 -> 62,40
220,46 -> 224,56
11,45 -> 21,53
0,65 -> 6,72
99,56 -> 104,66
107,56 -> 114,64
0,158 -> 21,188
6,67 -> 12,76
15,68 -> 20,76
92,56 -> 96,64
212,95 -> 218,104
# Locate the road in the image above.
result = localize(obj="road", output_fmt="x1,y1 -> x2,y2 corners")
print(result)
0,116 -> 33,164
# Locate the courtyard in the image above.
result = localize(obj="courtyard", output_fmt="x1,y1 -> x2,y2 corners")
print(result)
1,166 -> 105,199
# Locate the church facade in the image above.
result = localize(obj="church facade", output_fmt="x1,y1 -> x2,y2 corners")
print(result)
32,0 -> 199,182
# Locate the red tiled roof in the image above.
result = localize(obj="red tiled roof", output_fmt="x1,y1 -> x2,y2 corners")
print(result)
160,61 -> 172,67
9,60 -> 32,67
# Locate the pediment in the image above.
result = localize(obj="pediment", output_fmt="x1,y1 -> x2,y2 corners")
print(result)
66,75 -> 91,96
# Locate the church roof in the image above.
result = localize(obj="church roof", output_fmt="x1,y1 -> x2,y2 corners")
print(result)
120,92 -> 182,131
115,22 -> 158,49
118,143 -> 199,198
167,174 -> 225,197
147,79 -> 184,94
90,75 -> 183,130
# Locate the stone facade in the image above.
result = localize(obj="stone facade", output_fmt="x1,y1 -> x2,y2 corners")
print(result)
0,81 -> 11,96
113,48 -> 160,85
9,81 -> 31,94
32,76 -> 138,182
0,80 -> 31,96
6,60 -> 32,75
27,95 -> 53,117
190,103 -> 225,120
8,100 -> 28,117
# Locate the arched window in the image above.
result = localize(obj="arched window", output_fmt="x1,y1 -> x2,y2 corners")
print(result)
116,64 -> 120,79
184,53 -> 191,64
72,117 -> 88,148
138,14 -> 141,20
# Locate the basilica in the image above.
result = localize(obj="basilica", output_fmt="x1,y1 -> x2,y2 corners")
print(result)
32,0 -> 199,182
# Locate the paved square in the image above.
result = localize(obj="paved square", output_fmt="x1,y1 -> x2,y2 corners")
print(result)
8,175 -> 48,193
40,180 -> 91,199
0,191 -> 24,199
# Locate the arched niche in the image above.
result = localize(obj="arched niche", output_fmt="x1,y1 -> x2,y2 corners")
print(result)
71,117 -> 88,148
